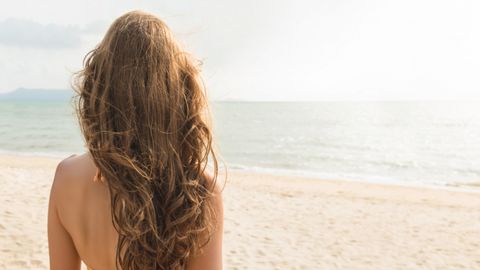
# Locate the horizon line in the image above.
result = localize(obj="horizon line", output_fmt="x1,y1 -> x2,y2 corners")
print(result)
2,88 -> 480,103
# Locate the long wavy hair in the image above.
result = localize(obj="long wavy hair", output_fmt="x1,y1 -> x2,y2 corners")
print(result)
73,10 -> 219,270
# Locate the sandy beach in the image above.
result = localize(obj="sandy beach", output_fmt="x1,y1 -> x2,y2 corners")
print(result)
1,155 -> 480,269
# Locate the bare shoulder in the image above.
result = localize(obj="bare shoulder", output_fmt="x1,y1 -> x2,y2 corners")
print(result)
56,152 -> 95,171
202,170 -> 224,194
50,153 -> 96,205
202,170 -> 224,219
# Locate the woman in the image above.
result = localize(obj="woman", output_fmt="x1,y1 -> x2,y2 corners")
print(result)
48,11 -> 224,270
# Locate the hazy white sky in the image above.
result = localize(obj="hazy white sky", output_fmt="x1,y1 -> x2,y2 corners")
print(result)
0,0 -> 479,101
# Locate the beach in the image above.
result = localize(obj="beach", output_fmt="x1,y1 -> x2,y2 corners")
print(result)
1,155 -> 480,269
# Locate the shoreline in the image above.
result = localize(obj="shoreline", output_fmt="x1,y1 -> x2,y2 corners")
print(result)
2,152 -> 479,194
228,167 -> 480,194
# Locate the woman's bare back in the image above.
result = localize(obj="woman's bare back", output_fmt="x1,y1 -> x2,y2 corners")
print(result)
48,153 -> 223,270
48,153 -> 118,269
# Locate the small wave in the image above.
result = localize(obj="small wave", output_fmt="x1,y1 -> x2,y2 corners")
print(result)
222,162 -> 480,192
0,149 -> 81,158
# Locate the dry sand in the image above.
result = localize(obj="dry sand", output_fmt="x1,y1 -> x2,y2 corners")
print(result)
1,155 -> 480,269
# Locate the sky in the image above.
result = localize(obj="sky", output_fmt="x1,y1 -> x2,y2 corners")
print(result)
0,0 -> 479,101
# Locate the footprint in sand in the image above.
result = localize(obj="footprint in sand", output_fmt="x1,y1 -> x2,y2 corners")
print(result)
30,259 -> 43,266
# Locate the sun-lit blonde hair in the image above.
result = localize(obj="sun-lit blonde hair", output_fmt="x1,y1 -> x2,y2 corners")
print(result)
73,10 -> 219,269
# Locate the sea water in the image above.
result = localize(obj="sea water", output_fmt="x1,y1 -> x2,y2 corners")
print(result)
1,100 -> 480,188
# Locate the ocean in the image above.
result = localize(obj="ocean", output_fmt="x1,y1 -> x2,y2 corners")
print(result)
1,100 -> 480,188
